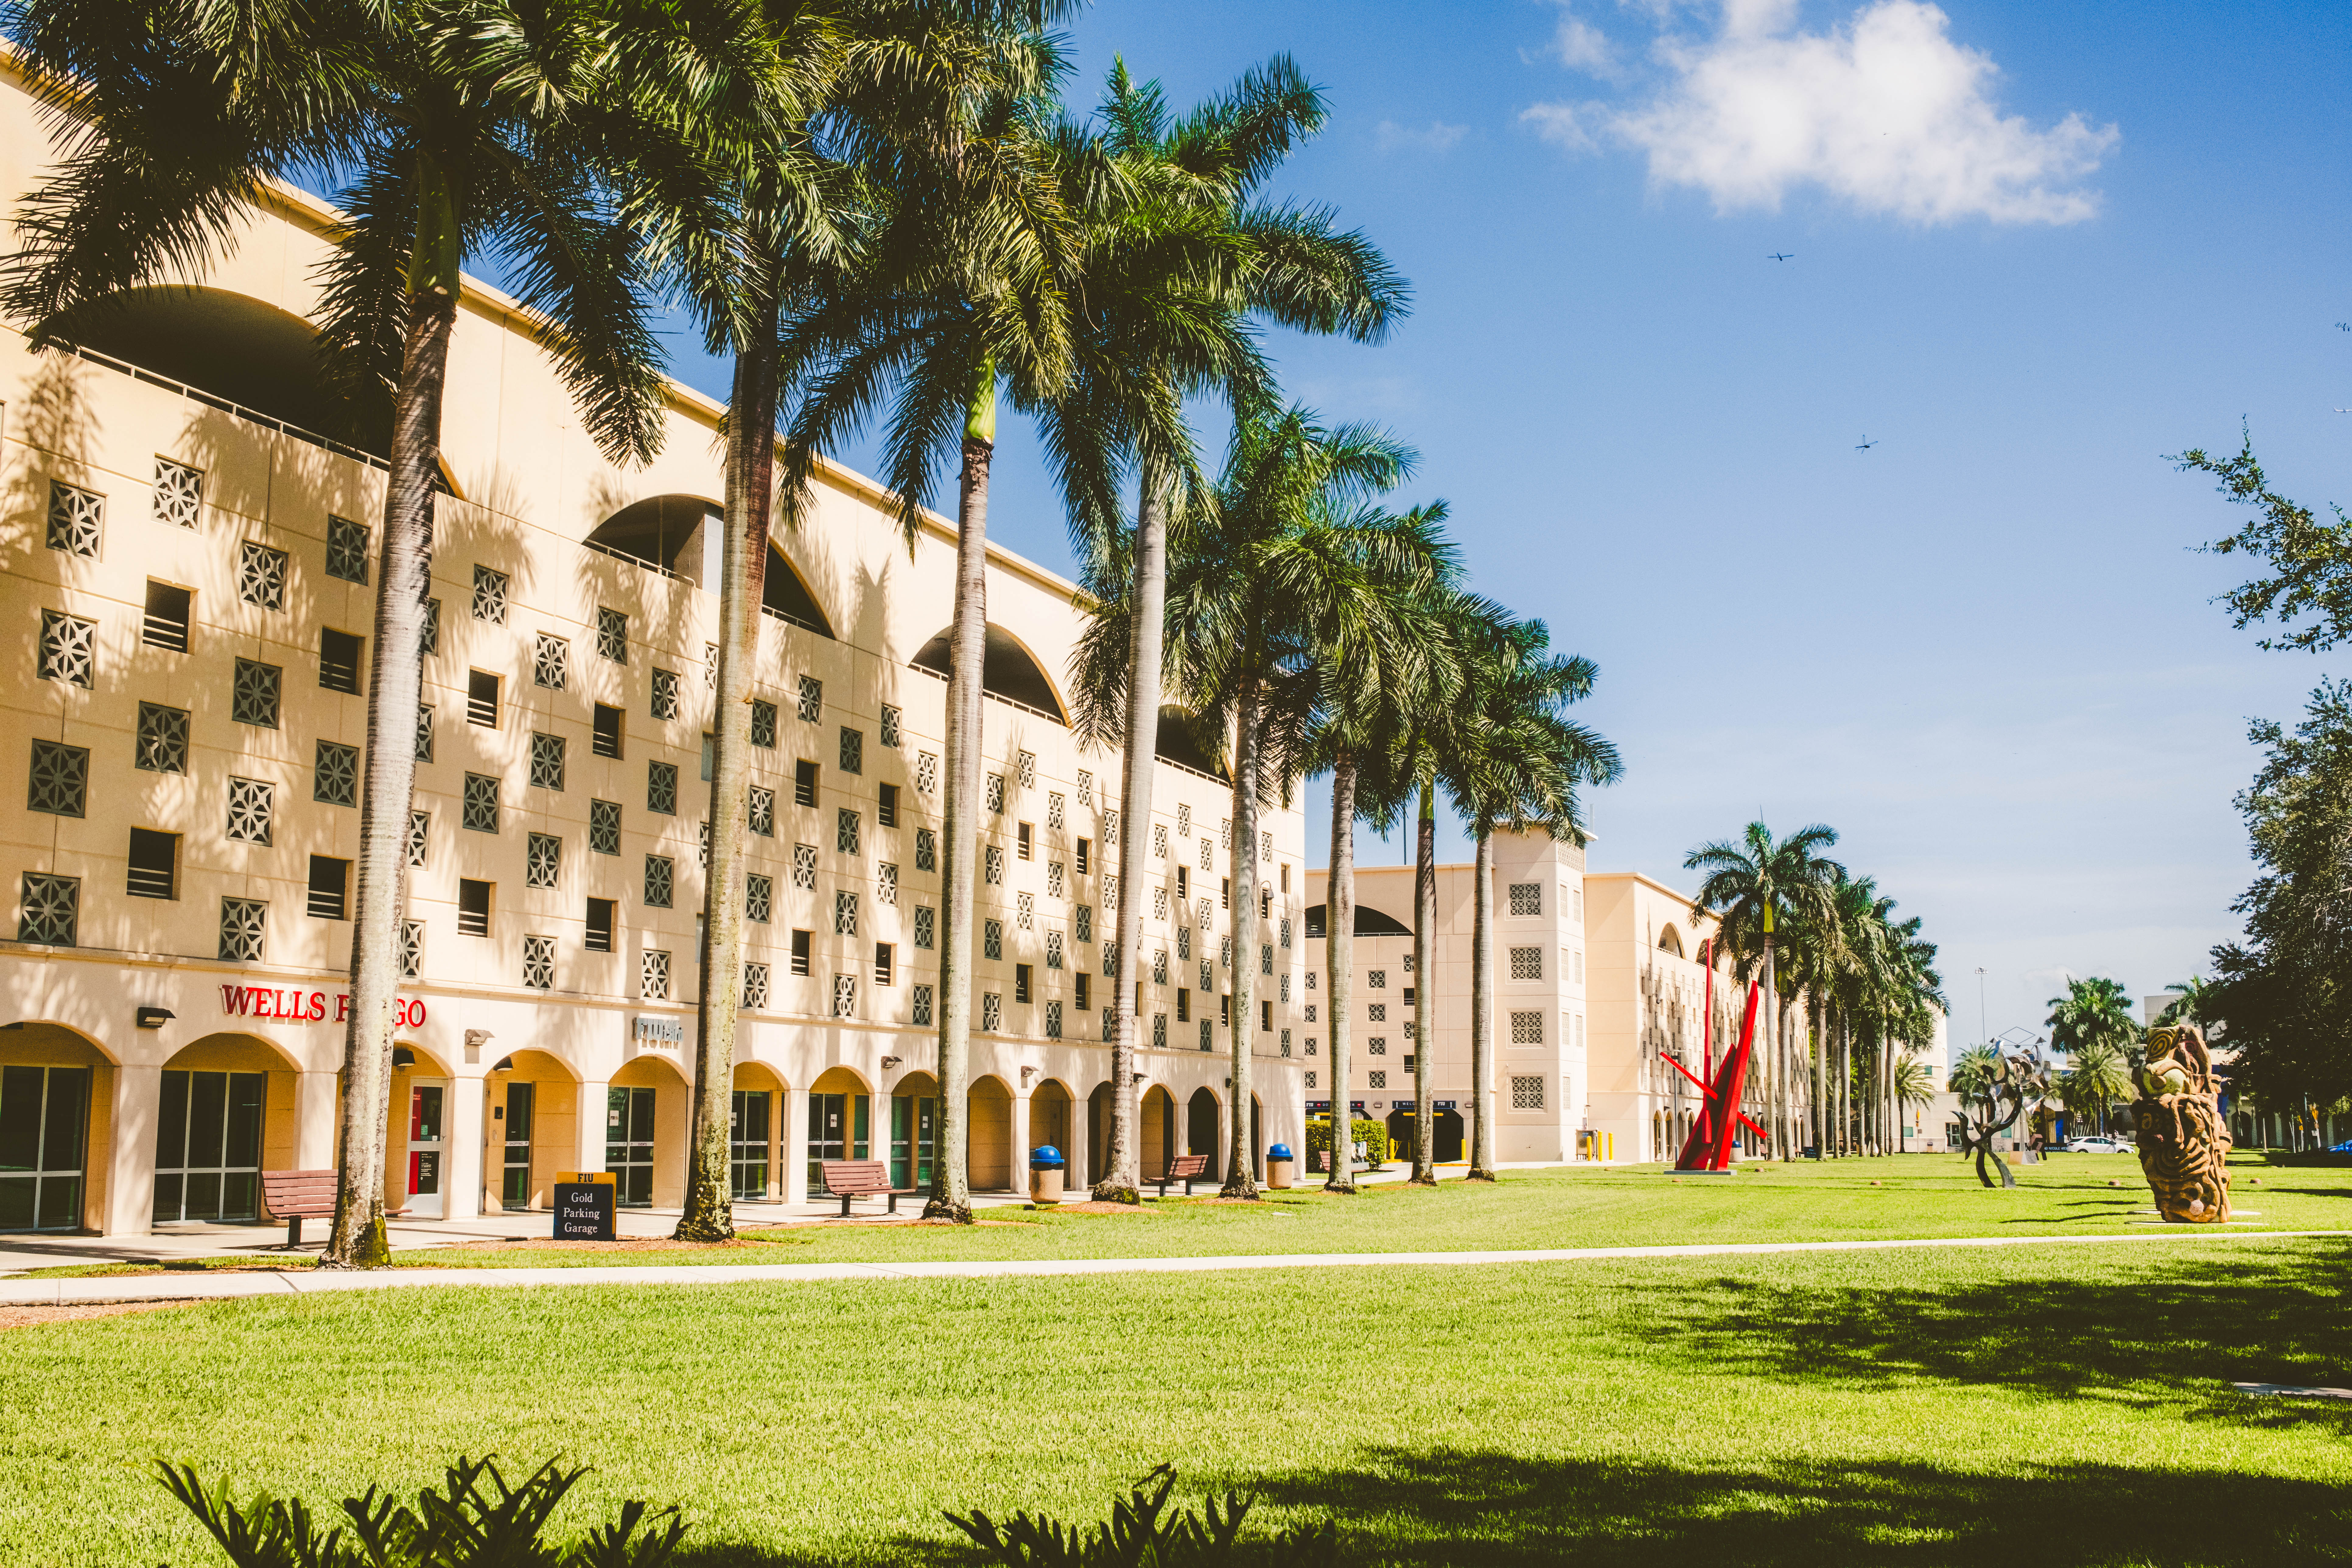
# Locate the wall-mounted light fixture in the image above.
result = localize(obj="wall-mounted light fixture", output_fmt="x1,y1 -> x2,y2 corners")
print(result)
136,1007 -> 175,1030
464,1028 -> 493,1065
880,1055 -> 903,1070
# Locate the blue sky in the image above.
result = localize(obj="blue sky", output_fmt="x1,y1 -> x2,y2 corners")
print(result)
652,1 -> 2352,1049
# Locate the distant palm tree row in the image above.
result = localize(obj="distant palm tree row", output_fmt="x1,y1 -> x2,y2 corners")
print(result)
1686,823 -> 1947,1159
5,0 -> 1623,1249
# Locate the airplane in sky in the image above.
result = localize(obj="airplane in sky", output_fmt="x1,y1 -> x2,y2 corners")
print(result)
1768,252 -> 1795,262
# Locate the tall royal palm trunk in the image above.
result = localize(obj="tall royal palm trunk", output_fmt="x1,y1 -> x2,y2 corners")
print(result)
1408,779 -> 1436,1185
324,167 -> 460,1269
1322,751 -> 1357,1192
1759,933 -> 1778,1160
1221,674 -> 1262,1197
1467,826 -> 1497,1180
1097,471 -> 1167,1203
926,367 -> 994,1224
1808,991 -> 1825,1160
676,304 -> 781,1241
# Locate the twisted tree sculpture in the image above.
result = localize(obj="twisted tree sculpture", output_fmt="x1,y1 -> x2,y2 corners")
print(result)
2133,1025 -> 2232,1223
1953,1049 -> 2052,1188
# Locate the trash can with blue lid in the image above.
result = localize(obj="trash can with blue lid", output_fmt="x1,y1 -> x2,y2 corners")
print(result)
1029,1144 -> 1066,1206
1266,1141 -> 1295,1190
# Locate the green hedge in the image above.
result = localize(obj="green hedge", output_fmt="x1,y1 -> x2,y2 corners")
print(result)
1304,1116 -> 1390,1173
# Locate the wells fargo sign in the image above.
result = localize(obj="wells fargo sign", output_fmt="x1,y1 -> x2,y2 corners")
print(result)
221,985 -> 429,1029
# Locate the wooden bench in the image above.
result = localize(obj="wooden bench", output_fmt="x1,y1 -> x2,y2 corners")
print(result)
260,1169 -> 338,1248
817,1159 -> 921,1217
1156,1153 -> 1210,1197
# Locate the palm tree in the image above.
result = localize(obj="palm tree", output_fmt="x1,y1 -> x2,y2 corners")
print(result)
1434,614 -> 1622,1180
1891,1048 -> 1938,1150
2060,1039 -> 2132,1136
1059,57 -> 1405,1203
2046,976 -> 2140,1073
1144,406 -> 1439,1196
776,15 -> 1084,1222
1685,824 -> 1845,1160
2154,976 -> 2211,1028
5,0 -> 684,1265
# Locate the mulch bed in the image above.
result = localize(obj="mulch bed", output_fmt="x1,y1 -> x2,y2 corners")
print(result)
0,1301 -> 197,1330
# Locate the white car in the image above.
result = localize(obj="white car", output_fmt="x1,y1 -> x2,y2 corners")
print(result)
2062,1136 -> 2129,1154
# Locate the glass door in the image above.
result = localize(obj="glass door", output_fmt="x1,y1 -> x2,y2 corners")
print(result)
0,1065 -> 89,1232
607,1085 -> 656,1206
153,1070 -> 265,1223
889,1094 -> 936,1191
807,1093 -> 869,1195
406,1080 -> 447,1218
730,1090 -> 770,1199
501,1082 -> 535,1207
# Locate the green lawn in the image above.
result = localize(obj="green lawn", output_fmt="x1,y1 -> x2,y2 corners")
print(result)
3,1168 -> 2349,1565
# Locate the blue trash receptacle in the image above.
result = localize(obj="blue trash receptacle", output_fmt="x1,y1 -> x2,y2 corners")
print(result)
1267,1141 -> 1295,1190
1029,1144 -> 1066,1205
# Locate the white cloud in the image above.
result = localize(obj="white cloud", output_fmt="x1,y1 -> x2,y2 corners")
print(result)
1529,0 -> 2118,226
1374,119 -> 1471,155
1544,3 -> 1620,78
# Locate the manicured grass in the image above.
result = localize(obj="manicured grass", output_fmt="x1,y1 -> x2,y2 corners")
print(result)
3,1230 -> 2348,1565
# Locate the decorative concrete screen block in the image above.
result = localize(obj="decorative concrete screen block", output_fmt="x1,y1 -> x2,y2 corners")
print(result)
1105,875 -> 1120,908
471,565 -> 508,623
641,950 -> 671,999
1199,900 -> 1212,931
401,920 -> 424,978
876,863 -> 898,906
1077,770 -> 1093,806
651,668 -> 680,719
590,800 -> 621,854
1152,947 -> 1168,984
1102,941 -> 1118,978
326,515 -> 370,584
745,872 -> 772,922
1280,918 -> 1292,949
1367,969 -> 1386,989
527,833 -> 561,889
1018,892 -> 1034,930
833,975 -> 857,1018
523,935 -> 555,990
915,828 -> 936,872
226,777 -> 274,845
749,786 -> 775,837
984,919 -> 1003,961
1281,1029 -> 1291,1057
1103,1009 -> 1117,1042
1509,883 -> 1542,916
837,808 -> 859,855
914,905 -> 935,949
1221,936 -> 1230,968
1220,817 -> 1230,848
646,760 -> 677,815
1199,1019 -> 1213,1052
1262,831 -> 1272,863
408,811 -> 429,867
835,890 -> 858,936
1075,904 -> 1092,943
1200,838 -> 1212,870
1047,1000 -> 1063,1040
27,740 -> 87,817
1153,887 -> 1167,922
597,607 -> 628,663
18,873 -> 79,947
1047,930 -> 1064,969
1048,861 -> 1065,897
39,611 -> 96,688
46,480 -> 102,557
1305,1070 -> 1316,1089
530,732 -> 566,791
534,632 -> 567,690
791,844 -> 817,890
743,962 -> 769,1009
237,542 -> 287,610
985,845 -> 1003,885
1199,960 -> 1212,991
1369,1071 -> 1386,1089
1153,824 -> 1167,859
218,897 -> 266,962
1017,750 -> 1036,789
1103,810 -> 1118,844
1178,927 -> 1191,961
155,458 -> 203,527
2133,1024 -> 2233,1223
1281,974 -> 1291,1002
233,658 -> 282,728
797,675 -> 822,723
421,598 -> 440,655
463,773 -> 501,832
913,983 -> 933,1025
314,741 -> 359,807
1048,792 -> 1065,829
1511,1010 -> 1544,1045
704,644 -> 716,688
416,704 -> 434,761
1511,1075 -> 1545,1110
917,751 -> 938,794
643,855 -> 674,908
1369,1038 -> 1387,1056
1262,944 -> 1273,976
1510,947 -> 1542,980
982,992 -> 1002,1032
751,699 -> 776,748
986,774 -> 1005,814
880,705 -> 900,747
839,727 -> 862,774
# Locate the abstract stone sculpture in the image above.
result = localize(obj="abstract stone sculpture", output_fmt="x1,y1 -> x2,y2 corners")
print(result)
1953,1049 -> 2052,1188
2132,1025 -> 2232,1223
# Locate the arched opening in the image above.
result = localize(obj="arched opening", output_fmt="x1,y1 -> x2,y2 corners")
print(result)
55,284 -> 402,457
888,1069 -> 937,1192
486,1048 -> 577,1213
1154,707 -> 1226,778
731,1063 -> 789,1202
1087,1081 -> 1115,1189
584,495 -> 836,636
970,1074 -> 1015,1191
1185,1088 -> 1221,1183
1658,924 -> 1686,958
912,624 -> 1067,722
1140,1084 -> 1176,1179
1249,1093 -> 1265,1178
1030,1079 -> 1075,1172
810,1065 -> 873,1195
1304,904 -> 1413,939
389,1039 -> 456,1219
0,1022 -> 113,1233
155,1033 -> 302,1225
609,1054 -> 690,1209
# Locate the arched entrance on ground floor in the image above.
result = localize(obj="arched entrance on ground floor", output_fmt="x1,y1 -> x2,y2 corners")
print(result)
888,1071 -> 936,1192
155,1032 -> 302,1225
608,1053 -> 690,1208
0,1022 -> 113,1233
731,1064 -> 789,1201
1185,1088 -> 1221,1182
390,1040 -> 455,1218
486,1049 -> 579,1213
970,1075 -> 1014,1191
1250,1094 -> 1265,1178
1141,1085 -> 1176,1179
1031,1079 -> 1074,1175
1086,1081 -> 1114,1189
811,1065 -> 874,1195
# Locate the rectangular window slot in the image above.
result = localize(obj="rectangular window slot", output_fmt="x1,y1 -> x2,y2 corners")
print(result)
878,782 -> 898,828
467,670 -> 500,728
127,828 -> 178,900
875,943 -> 895,987
790,929 -> 812,977
794,760 -> 818,807
1075,973 -> 1090,1011
142,581 -> 191,653
319,628 -> 364,694
458,879 -> 492,937
593,704 -> 623,759
1016,964 -> 1033,1004
1077,838 -> 1090,875
306,856 -> 351,920
586,897 -> 615,953
1017,822 -> 1033,860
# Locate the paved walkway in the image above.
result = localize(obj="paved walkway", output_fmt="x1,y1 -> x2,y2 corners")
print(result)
5,1227 -> 2341,1308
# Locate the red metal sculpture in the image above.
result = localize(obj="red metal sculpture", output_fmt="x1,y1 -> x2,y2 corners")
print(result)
1663,979 -> 1767,1170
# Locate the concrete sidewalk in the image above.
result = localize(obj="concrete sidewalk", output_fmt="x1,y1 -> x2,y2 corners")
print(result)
5,1227 -> 2341,1308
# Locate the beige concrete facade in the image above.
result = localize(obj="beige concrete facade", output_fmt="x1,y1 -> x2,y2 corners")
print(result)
1582,872 -> 1748,1163
0,62 -> 1304,1237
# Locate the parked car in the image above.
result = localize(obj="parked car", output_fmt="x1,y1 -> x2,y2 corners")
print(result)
2062,1136 -> 2130,1154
